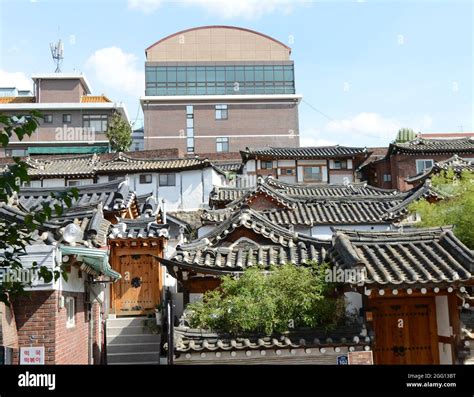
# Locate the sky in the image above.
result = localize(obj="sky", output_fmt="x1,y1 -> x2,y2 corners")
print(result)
0,0 -> 472,148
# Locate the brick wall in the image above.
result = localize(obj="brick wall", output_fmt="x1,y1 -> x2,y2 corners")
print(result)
12,290 -> 91,364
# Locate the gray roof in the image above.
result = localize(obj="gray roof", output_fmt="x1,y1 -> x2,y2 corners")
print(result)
109,219 -> 169,240
406,155 -> 474,184
18,179 -> 136,213
241,146 -> 368,160
163,208 -> 330,273
328,227 -> 474,286
209,176 -> 399,207
388,137 -> 474,155
173,325 -> 370,353
25,152 -> 213,178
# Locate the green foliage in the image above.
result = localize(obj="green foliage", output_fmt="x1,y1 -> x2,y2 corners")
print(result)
106,112 -> 132,152
0,112 -> 78,305
409,170 -> 474,248
187,263 -> 345,335
395,128 -> 417,143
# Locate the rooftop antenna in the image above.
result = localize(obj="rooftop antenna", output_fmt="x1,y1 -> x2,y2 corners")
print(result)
50,39 -> 64,73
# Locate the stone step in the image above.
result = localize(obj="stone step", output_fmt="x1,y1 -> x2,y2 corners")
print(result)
107,317 -> 151,327
107,334 -> 160,344
106,325 -> 155,336
107,351 -> 160,364
107,342 -> 160,354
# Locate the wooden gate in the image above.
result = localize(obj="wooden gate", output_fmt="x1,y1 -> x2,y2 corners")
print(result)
368,297 -> 439,364
112,254 -> 161,316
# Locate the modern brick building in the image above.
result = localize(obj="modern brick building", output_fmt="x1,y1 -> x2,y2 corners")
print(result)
141,26 -> 301,155
0,73 -> 129,157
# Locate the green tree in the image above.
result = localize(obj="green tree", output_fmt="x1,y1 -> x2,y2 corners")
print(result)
395,128 -> 417,143
409,169 -> 474,248
186,263 -> 345,335
0,112 -> 77,305
106,112 -> 132,152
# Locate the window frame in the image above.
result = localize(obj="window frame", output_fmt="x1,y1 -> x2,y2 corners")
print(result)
65,296 -> 75,328
216,137 -> 229,153
159,173 -> 176,187
416,159 -> 434,174
44,114 -> 53,124
260,161 -> 273,170
139,174 -> 153,184
215,104 -> 228,120
303,166 -> 323,182
62,114 -> 72,124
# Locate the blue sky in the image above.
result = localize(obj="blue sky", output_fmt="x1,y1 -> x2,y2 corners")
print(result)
0,0 -> 472,147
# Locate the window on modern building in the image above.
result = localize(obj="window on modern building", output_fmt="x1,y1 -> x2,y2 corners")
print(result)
186,105 -> 194,115
186,106 -> 194,152
67,180 -> 82,187
216,137 -> 229,153
187,138 -> 194,153
139,174 -> 153,184
383,174 -> 392,182
303,166 -> 322,182
333,160 -> 348,169
134,143 -> 140,151
65,297 -> 75,328
416,159 -> 434,174
83,114 -> 108,133
159,173 -> 176,187
215,104 -> 228,120
63,114 -> 72,124
44,114 -> 53,123
261,161 -> 273,169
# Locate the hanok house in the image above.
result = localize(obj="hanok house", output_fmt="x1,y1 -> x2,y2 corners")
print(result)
328,228 -> 474,364
0,198 -> 120,365
405,155 -> 474,188
202,176 -> 443,239
239,145 -> 370,187
158,207 -> 373,364
360,136 -> 474,191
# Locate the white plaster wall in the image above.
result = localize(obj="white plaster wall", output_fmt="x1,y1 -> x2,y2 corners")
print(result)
278,160 -> 296,167
330,173 -> 353,184
42,178 -> 65,187
181,169 -> 204,210
245,160 -> 256,173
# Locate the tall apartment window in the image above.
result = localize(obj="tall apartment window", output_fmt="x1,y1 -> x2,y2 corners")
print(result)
303,166 -> 322,182
186,106 -> 194,153
416,159 -> 434,174
159,174 -> 176,187
216,137 -> 229,153
139,174 -> 152,184
261,161 -> 273,170
44,114 -> 53,123
83,114 -> 108,133
333,160 -> 348,169
65,297 -> 75,328
215,104 -> 228,120
63,114 -> 72,124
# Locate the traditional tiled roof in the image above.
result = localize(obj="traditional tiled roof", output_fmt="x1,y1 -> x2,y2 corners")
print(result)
18,179 -> 136,213
173,325 -> 370,354
388,137 -> 474,155
98,152 -> 210,173
80,95 -> 111,103
0,96 -> 35,104
209,177 -> 399,207
212,162 -> 243,173
405,155 -> 474,184
328,227 -> 474,286
23,152 -> 214,178
109,219 -> 169,240
163,208 -> 330,273
240,146 -> 368,160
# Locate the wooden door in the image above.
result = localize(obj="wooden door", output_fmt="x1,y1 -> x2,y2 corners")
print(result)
113,255 -> 161,316
368,297 -> 439,364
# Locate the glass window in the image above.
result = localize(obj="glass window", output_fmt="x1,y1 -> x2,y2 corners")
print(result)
186,118 -> 194,128
187,137 -> 194,152
139,174 -> 152,184
215,104 -> 228,120
44,114 -> 53,123
383,174 -> 392,182
83,114 -> 108,133
66,297 -> 75,328
303,166 -> 322,182
186,128 -> 194,137
157,69 -> 167,83
333,160 -> 347,169
63,114 -> 71,124
67,180 -> 82,187
167,68 -> 177,82
159,173 -> 176,186
216,137 -> 229,153
186,105 -> 193,114
261,161 -> 273,169
416,159 -> 434,174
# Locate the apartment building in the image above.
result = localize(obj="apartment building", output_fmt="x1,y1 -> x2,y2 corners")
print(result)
0,73 -> 129,157
141,25 -> 302,155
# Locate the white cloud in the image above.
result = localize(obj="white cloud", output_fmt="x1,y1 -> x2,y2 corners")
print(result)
128,0 -> 304,19
85,47 -> 144,98
0,70 -> 33,91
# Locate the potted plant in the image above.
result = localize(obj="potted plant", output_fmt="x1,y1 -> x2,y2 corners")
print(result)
155,303 -> 163,326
